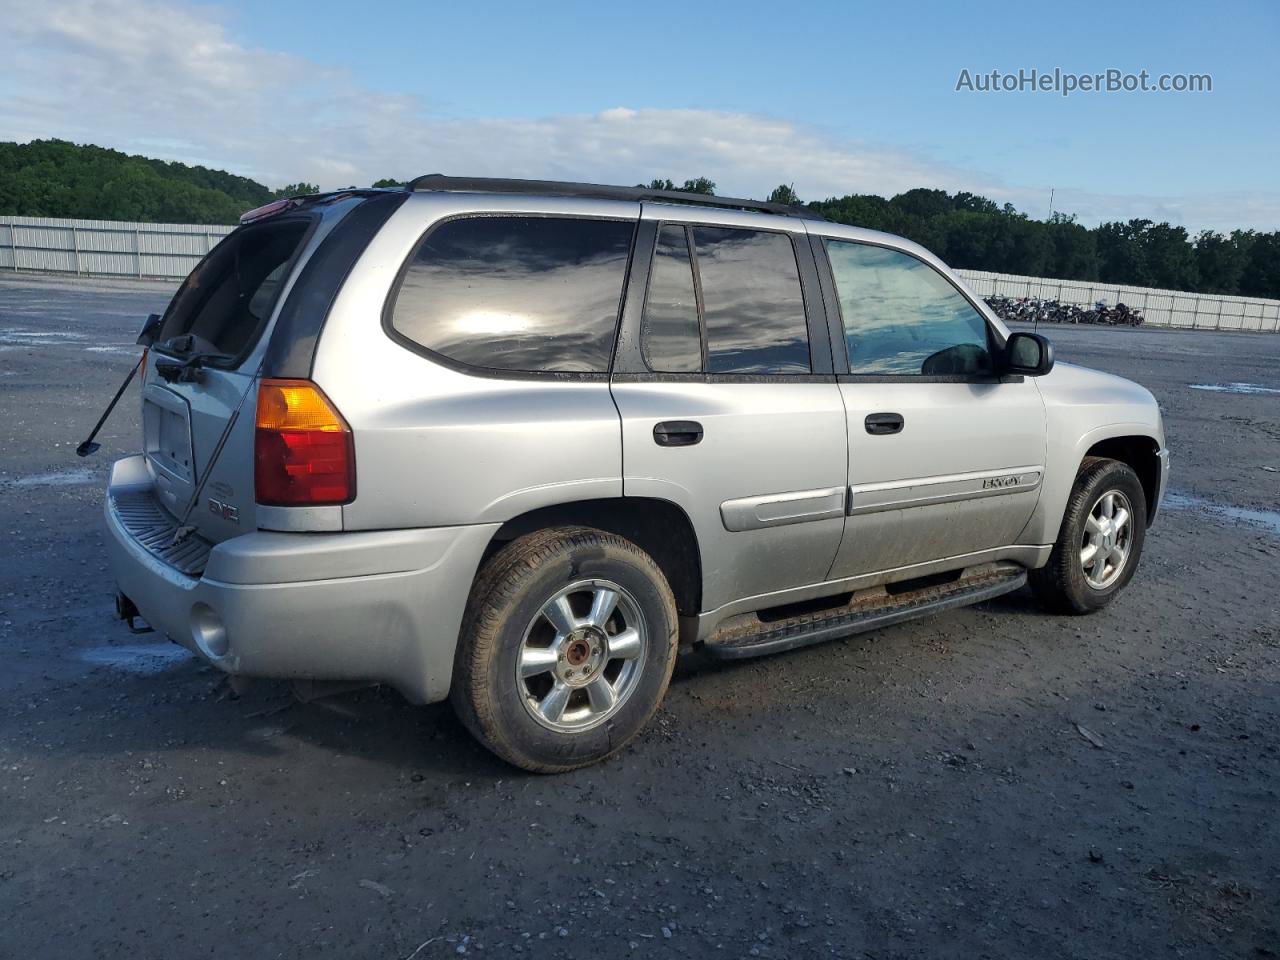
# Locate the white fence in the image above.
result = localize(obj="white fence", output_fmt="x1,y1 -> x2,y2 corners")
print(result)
2,215 -> 1278,332
0,215 -> 232,280
956,268 -> 1280,333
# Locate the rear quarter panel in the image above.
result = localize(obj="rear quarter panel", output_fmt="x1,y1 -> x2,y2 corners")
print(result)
312,193 -> 638,530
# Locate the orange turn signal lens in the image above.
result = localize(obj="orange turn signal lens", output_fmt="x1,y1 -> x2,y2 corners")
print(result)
254,379 -> 355,506
255,379 -> 348,432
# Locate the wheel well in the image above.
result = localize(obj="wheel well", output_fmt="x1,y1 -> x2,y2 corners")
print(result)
486,499 -> 703,616
1084,436 -> 1160,523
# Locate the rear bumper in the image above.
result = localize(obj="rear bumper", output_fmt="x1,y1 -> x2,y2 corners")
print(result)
103,456 -> 498,703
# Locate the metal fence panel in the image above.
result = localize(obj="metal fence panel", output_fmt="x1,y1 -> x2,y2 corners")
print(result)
1,215 -> 232,280
954,267 -> 1280,332
2,216 -> 1277,332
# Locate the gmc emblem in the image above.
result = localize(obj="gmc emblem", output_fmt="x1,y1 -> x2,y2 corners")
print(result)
207,498 -> 240,523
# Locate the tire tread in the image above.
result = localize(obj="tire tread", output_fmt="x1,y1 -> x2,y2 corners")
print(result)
450,526 -> 677,773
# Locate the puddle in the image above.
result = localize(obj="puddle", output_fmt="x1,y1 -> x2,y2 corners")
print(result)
9,468 -> 96,487
0,328 -> 89,345
79,643 -> 192,675
1189,382 -> 1280,396
1163,493 -> 1280,536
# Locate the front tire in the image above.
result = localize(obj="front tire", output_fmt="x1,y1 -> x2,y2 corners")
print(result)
450,526 -> 679,773
1030,457 -> 1147,615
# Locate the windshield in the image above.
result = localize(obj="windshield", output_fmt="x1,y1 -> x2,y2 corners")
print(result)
156,217 -> 311,362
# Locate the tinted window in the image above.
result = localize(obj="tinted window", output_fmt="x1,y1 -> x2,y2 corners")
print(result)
159,219 -> 309,360
826,241 -> 993,376
641,225 -> 702,372
693,226 -> 810,374
391,216 -> 633,373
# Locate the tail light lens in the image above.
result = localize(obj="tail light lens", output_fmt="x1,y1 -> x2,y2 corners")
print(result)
254,379 -> 355,506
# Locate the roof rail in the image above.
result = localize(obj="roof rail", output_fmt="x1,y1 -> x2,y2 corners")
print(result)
406,174 -> 821,220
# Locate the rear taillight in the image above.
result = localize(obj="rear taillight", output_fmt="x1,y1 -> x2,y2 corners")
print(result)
254,379 -> 355,506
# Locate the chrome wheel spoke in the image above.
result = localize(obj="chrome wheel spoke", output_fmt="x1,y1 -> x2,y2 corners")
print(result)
608,627 -> 642,661
1111,507 -> 1130,533
542,594 -> 578,637
519,646 -> 559,679
539,681 -> 572,723
1081,488 -> 1134,589
517,579 -> 649,733
1091,555 -> 1108,581
586,587 -> 620,631
586,677 -> 617,712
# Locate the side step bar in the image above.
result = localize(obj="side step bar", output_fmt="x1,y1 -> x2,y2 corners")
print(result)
702,564 -> 1027,660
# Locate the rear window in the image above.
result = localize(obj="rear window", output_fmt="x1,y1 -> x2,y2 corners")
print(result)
158,218 -> 310,361
390,216 -> 635,373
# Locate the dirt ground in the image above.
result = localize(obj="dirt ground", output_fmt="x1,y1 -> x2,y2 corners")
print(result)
1,273 -> 1278,959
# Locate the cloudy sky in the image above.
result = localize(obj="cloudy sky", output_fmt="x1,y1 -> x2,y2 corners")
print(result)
1,0 -> 1276,232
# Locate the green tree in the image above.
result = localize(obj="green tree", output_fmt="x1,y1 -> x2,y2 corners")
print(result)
680,177 -> 715,195
766,184 -> 800,206
1045,214 -> 1100,281
273,182 -> 320,199
1143,222 -> 1198,290
1239,232 -> 1280,299
0,139 -> 272,224
1096,220 -> 1153,287
371,178 -> 404,188
1193,230 -> 1249,294
635,177 -> 714,195
889,188 -> 954,221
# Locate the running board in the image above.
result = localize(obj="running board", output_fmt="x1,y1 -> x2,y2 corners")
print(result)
702,564 -> 1027,660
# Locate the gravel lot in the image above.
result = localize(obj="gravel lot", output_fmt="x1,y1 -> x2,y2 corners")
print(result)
2,273 -> 1278,959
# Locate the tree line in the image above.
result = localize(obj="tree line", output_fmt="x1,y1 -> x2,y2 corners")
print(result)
2,141 -> 1276,299
641,178 -> 1277,300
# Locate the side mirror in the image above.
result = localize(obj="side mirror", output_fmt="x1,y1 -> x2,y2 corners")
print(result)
1004,332 -> 1055,376
136,313 -> 163,347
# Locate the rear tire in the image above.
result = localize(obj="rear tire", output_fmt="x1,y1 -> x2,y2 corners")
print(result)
450,526 -> 679,773
1030,457 -> 1147,615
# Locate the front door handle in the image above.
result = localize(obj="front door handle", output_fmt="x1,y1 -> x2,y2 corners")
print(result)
654,420 -> 703,447
864,412 -> 904,435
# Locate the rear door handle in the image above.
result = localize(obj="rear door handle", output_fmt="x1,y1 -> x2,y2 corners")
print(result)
864,412 -> 904,435
653,420 -> 703,447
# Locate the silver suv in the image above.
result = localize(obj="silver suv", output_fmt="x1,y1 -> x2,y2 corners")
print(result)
102,176 -> 1169,771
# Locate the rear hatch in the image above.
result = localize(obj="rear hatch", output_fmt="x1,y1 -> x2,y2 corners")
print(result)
142,213 -> 316,545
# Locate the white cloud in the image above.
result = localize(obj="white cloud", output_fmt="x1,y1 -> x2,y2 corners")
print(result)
0,0 -> 1275,233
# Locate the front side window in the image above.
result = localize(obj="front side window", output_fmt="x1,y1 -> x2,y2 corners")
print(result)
391,216 -> 634,373
694,226 -> 810,374
825,240 -> 993,376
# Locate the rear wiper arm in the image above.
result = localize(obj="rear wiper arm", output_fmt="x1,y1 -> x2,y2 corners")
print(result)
155,352 -> 223,384
154,335 -> 230,383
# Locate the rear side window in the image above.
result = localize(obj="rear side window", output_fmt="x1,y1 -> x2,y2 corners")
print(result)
639,224 -> 811,375
159,218 -> 310,361
694,226 -> 810,374
641,225 -> 702,372
825,240 -> 993,376
390,216 -> 634,373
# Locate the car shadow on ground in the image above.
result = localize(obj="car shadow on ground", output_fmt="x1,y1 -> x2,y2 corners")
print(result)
66,588 -> 1044,777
